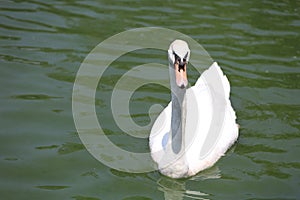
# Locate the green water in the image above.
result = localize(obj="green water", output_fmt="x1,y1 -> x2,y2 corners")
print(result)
1,0 -> 300,199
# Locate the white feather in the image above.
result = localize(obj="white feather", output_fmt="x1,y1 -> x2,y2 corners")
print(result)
149,62 -> 238,178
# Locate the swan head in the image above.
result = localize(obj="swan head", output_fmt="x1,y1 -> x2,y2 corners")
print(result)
168,40 -> 190,89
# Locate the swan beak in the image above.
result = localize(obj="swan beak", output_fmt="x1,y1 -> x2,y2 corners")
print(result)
175,63 -> 188,88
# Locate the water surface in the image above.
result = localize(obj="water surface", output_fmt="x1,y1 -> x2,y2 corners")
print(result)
1,0 -> 299,199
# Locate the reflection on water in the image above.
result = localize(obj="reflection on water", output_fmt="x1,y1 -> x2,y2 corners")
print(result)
35,142 -> 84,155
71,195 -> 100,200
1,0 -> 299,199
11,94 -> 63,100
36,185 -> 70,190
158,166 -> 221,200
158,177 -> 186,199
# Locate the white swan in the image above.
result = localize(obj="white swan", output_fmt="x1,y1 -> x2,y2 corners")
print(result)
149,40 -> 239,178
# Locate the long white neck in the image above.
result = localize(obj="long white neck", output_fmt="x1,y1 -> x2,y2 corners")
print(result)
169,64 -> 187,154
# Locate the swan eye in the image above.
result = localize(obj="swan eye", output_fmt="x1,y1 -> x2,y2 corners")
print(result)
173,52 -> 181,63
183,52 -> 188,63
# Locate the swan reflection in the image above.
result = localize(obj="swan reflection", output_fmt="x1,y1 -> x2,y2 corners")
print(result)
157,166 -> 221,200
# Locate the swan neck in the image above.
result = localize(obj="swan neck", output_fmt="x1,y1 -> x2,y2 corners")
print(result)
169,64 -> 187,154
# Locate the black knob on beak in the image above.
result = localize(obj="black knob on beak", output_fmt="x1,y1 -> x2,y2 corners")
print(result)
178,62 -> 185,71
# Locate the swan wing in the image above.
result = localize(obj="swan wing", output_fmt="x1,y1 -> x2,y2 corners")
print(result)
185,62 -> 239,175
149,102 -> 171,163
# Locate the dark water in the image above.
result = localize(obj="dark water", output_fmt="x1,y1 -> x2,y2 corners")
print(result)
1,0 -> 300,199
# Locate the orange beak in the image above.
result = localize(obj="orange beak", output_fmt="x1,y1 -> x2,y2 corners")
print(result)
174,62 -> 188,88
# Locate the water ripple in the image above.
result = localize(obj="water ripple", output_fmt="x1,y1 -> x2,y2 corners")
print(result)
0,0 -> 299,199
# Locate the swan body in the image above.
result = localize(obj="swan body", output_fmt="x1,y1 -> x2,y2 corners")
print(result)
149,40 -> 239,178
